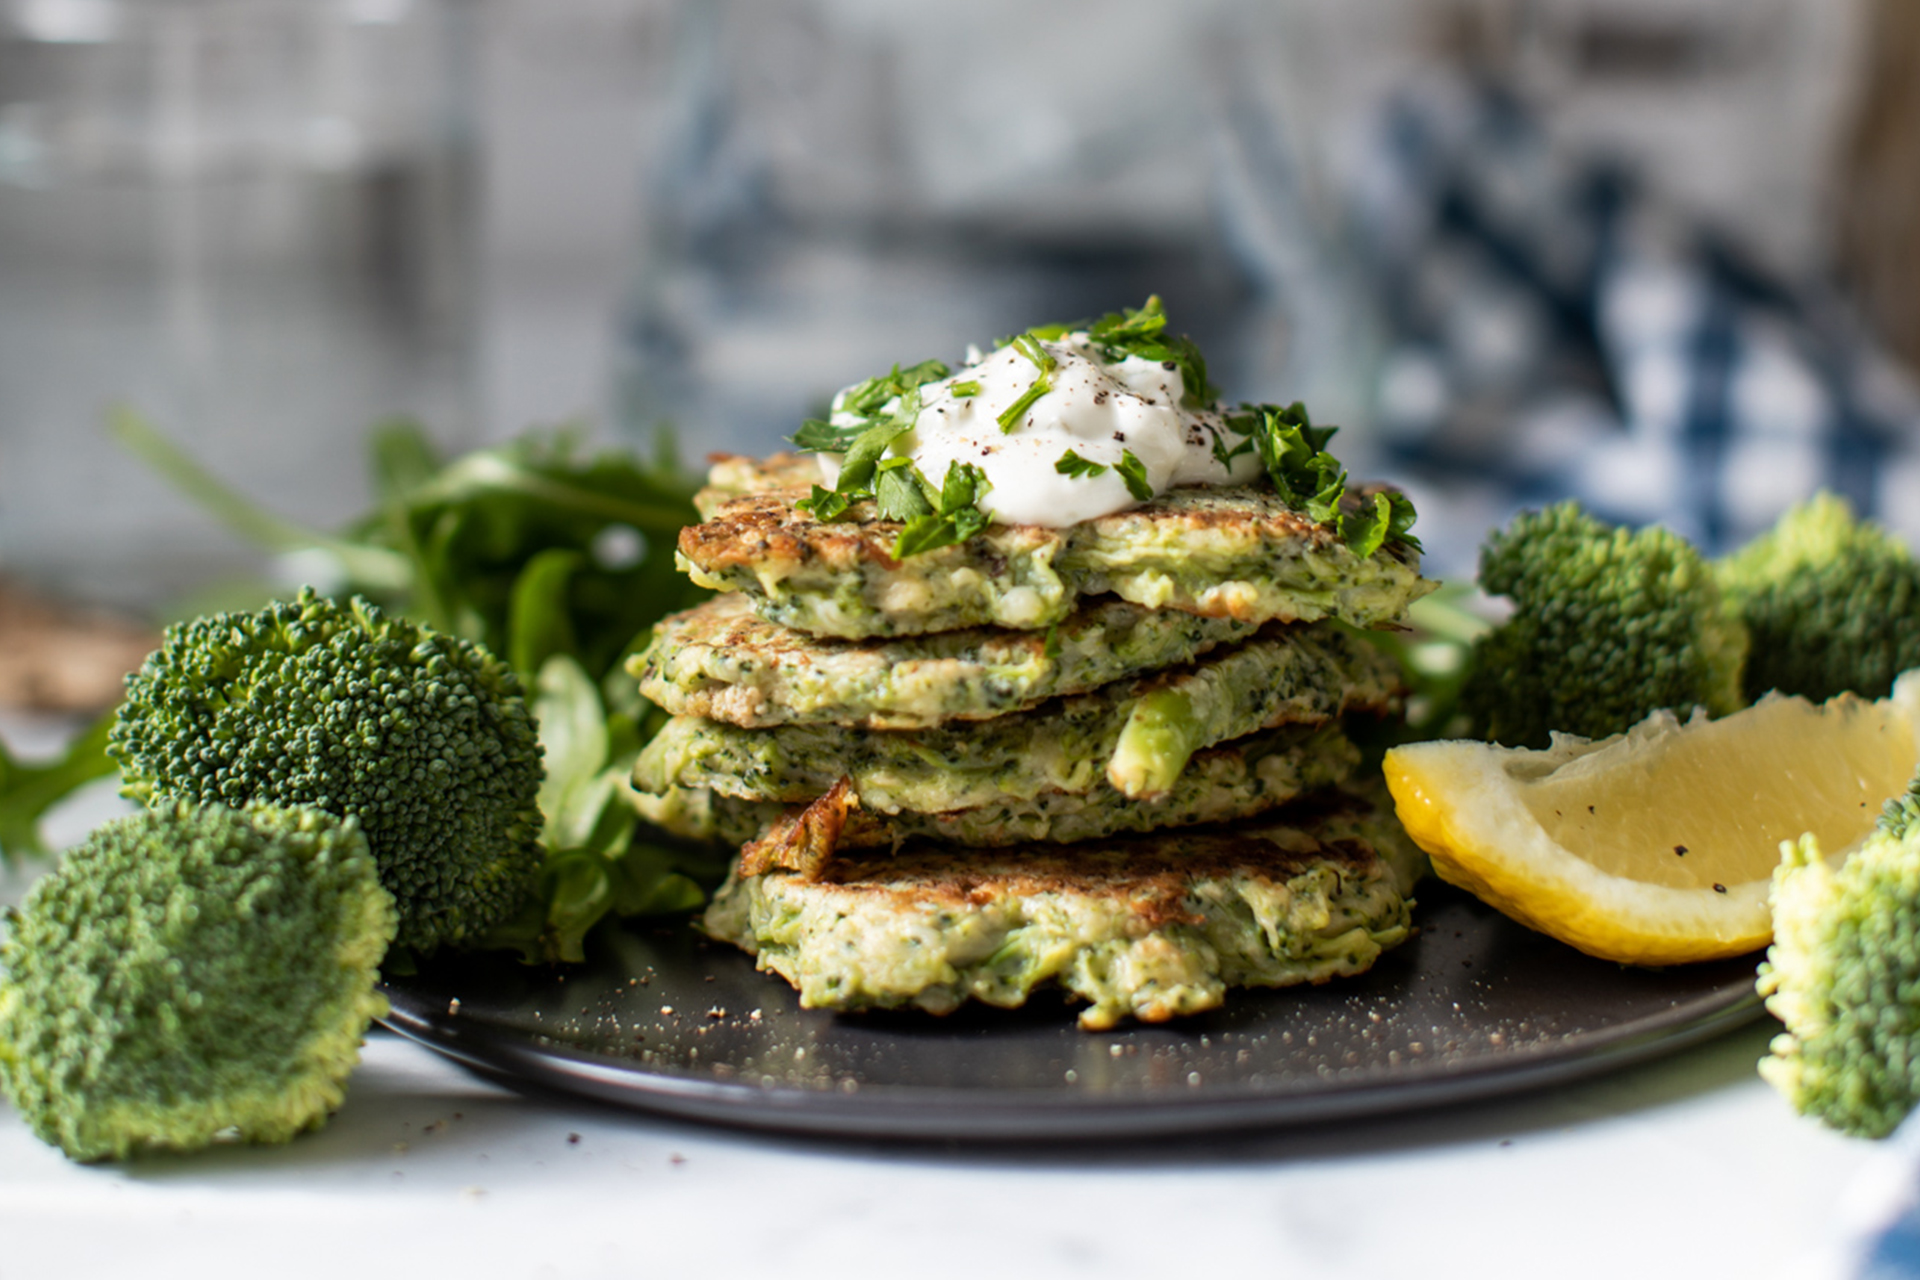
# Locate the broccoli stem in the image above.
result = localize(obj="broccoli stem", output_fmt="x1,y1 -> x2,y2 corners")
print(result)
1109,688 -> 1202,798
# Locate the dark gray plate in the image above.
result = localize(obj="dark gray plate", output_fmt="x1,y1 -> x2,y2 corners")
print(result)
380,882 -> 1766,1141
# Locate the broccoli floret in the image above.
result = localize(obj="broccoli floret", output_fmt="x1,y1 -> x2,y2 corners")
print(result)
0,803 -> 395,1161
1718,493 -> 1920,704
1460,502 -> 1749,748
108,588 -> 543,954
1758,772 -> 1920,1137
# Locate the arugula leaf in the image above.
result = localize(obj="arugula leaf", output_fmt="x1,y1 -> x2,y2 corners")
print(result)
0,711 -> 117,860
474,652 -> 721,963
110,407 -> 412,593
1115,450 -> 1155,502
1054,450 -> 1108,479
117,412 -> 711,684
532,654 -> 613,852
507,548 -> 585,680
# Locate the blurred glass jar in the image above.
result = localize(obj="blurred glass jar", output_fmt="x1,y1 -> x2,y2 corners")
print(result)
0,0 -> 479,608
615,0 -> 1377,461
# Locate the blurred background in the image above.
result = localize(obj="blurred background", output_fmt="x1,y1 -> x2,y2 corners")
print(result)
3,0 -> 1919,710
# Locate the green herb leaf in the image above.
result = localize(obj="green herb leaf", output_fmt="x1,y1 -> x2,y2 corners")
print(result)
1083,297 -> 1219,406
939,459 -> 989,512
790,418 -> 865,452
997,374 -> 1051,433
116,412 -> 711,683
892,462 -> 992,558
1054,450 -> 1108,479
110,407 -> 413,593
837,360 -> 951,421
1210,429 -> 1253,472
369,418 -> 444,504
1219,401 -> 1419,556
895,505 -> 990,559
795,483 -> 853,522
507,548 -> 585,680
836,415 -> 912,494
796,359 -> 950,455
951,380 -> 982,398
533,654 -> 613,851
1228,401 -> 1345,516
0,710 -> 117,861
1115,450 -> 1155,502
1341,490 -> 1423,557
1009,332 -> 1058,375
874,460 -> 936,522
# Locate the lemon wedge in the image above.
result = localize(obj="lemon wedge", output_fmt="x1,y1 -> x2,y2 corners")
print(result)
1383,675 -> 1920,965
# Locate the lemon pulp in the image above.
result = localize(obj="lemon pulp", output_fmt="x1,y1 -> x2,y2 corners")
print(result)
1519,696 -> 1915,890
1383,679 -> 1920,965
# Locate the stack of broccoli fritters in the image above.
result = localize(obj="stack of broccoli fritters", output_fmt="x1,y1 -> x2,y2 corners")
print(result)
629,453 -> 1434,1028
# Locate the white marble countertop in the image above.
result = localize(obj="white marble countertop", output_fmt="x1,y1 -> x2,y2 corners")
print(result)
0,1014 -> 1882,1280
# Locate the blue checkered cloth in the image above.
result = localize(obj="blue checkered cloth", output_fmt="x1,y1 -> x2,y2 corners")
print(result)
1350,78 -> 1920,562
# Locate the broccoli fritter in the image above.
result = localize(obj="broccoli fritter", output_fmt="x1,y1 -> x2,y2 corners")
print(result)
705,788 -> 1420,1030
0,803 -> 395,1162
1759,771 -> 1920,1138
1461,502 -> 1749,748
109,588 -> 544,953
1719,493 -> 1920,704
682,454 -> 1431,639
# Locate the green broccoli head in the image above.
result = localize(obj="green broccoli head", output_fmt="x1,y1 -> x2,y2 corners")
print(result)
109,588 -> 544,953
1718,493 -> 1920,704
1759,769 -> 1920,1138
0,803 -> 395,1161
1460,501 -> 1749,748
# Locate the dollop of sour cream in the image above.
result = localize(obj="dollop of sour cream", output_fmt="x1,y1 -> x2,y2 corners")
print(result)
816,332 -> 1264,527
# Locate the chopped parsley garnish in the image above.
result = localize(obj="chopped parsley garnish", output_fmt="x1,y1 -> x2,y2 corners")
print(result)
1114,450 -> 1154,502
1221,401 -> 1421,555
1054,450 -> 1107,479
996,333 -> 1057,434
786,303 -> 1417,561
873,454 -> 933,522
789,360 -> 950,453
1343,489 -> 1422,557
892,462 -> 991,559
1032,295 -> 1220,408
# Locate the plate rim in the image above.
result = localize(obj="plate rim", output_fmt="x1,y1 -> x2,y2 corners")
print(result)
378,952 -> 1766,1142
